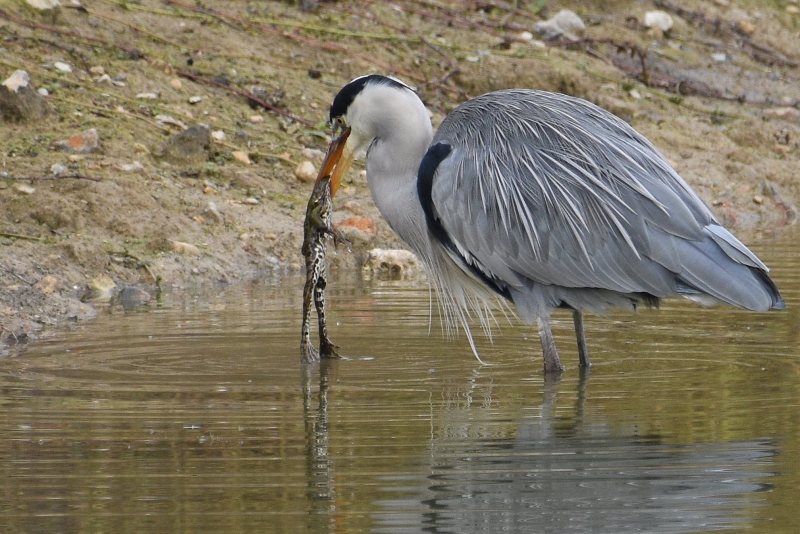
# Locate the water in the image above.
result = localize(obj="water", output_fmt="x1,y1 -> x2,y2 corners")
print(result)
1,229 -> 798,533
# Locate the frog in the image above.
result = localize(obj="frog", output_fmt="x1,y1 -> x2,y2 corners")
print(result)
300,174 -> 347,363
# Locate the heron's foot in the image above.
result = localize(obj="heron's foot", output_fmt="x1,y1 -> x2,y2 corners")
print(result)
319,338 -> 341,359
300,342 -> 320,364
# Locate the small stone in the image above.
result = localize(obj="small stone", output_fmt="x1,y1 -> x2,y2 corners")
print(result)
133,142 -> 149,154
711,53 -> 727,62
33,275 -> 58,294
787,6 -> 800,14
735,20 -> 755,35
211,130 -> 225,142
249,115 -> 264,123
14,183 -> 35,195
189,96 -> 203,104
518,31 -> 533,42
155,114 -> 187,130
89,66 -> 105,75
26,0 -> 60,9
533,9 -> 585,41
203,202 -> 224,224
243,197 -> 259,205
0,70 -> 49,122
231,151 -> 251,165
155,124 -> 212,165
68,155 -> 83,162
295,160 -> 316,182
753,195 -> 763,204
363,249 -> 422,281
337,217 -> 375,236
120,286 -> 151,309
37,87 -> 49,96
714,0 -> 729,6
172,241 -> 201,255
170,78 -> 182,89
67,128 -> 100,152
644,10 -> 673,32
120,161 -> 144,172
763,107 -> 800,122
54,62 -> 72,73
90,274 -> 117,301
301,148 -> 325,162
136,92 -> 159,99
50,163 -> 68,175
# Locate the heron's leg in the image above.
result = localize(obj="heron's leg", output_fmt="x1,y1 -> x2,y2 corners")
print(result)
537,316 -> 564,373
572,310 -> 591,368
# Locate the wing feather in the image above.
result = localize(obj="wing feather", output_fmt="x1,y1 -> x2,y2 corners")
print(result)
428,90 -> 779,311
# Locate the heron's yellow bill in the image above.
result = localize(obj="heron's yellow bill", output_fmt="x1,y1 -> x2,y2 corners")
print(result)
315,127 -> 353,197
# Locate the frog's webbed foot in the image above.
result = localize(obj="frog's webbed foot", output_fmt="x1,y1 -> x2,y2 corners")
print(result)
300,341 -> 320,364
319,338 -> 341,359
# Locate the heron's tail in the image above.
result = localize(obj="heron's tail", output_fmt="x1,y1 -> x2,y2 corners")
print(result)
674,225 -> 784,311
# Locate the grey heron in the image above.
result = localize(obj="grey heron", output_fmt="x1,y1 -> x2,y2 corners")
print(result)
316,74 -> 784,372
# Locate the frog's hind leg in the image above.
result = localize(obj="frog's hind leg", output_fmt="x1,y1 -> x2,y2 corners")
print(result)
300,267 -> 320,363
314,273 -> 340,359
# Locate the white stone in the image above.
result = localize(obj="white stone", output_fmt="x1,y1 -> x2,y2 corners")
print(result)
189,96 -> 203,104
3,70 -> 32,93
295,160 -> 316,182
534,10 -> 585,41
54,62 -> 72,73
644,11 -> 674,32
26,0 -> 60,10
211,130 -> 225,142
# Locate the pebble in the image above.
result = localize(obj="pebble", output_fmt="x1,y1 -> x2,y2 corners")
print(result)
155,114 -> 187,130
533,9 -> 585,41
763,107 -> 800,122
735,20 -> 755,35
54,62 -> 72,73
232,151 -> 251,165
753,195 -> 764,204
243,197 -> 260,205
788,6 -> 800,14
362,249 -> 422,281
89,66 -> 105,75
136,92 -> 159,99
518,31 -> 533,42
14,183 -> 35,195
67,128 -> 100,152
37,87 -> 49,96
301,148 -> 325,162
203,202 -> 224,224
644,10 -> 673,32
250,115 -> 264,123
90,274 -> 116,301
26,0 -> 61,9
711,53 -> 727,62
336,217 -> 375,241
51,163 -> 68,175
295,160 -> 316,182
171,241 -> 201,255
120,161 -> 144,173
170,78 -> 182,89
211,130 -> 225,142
96,74 -> 112,84
189,96 -> 203,104
120,286 -> 151,309
1,70 -> 49,122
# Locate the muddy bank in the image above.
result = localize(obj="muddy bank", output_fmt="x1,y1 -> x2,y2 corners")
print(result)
1,0 -> 798,348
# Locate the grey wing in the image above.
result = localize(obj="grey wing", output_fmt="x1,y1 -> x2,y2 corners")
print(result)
429,90 -> 781,314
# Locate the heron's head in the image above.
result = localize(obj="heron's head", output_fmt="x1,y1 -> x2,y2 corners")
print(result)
316,74 -> 422,196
